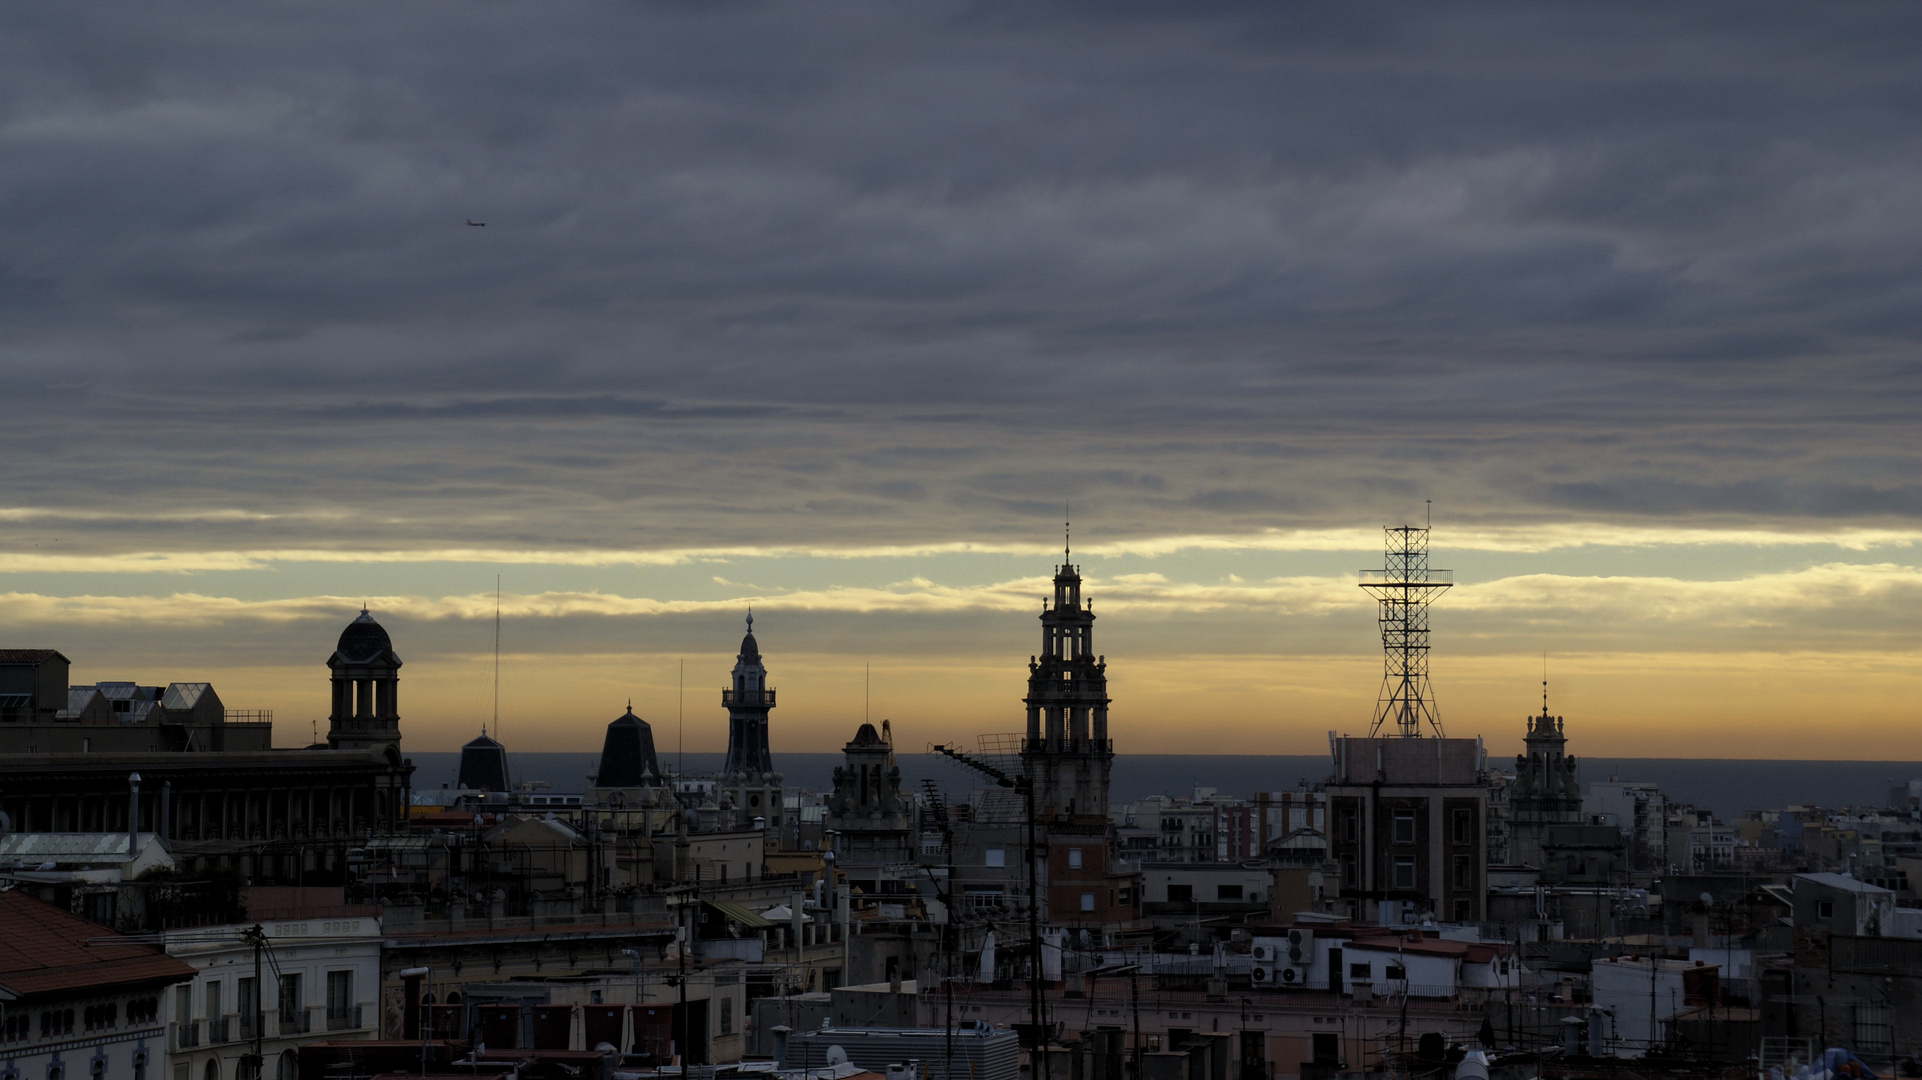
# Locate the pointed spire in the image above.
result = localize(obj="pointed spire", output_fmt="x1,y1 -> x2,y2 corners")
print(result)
1064,500 -> 1071,560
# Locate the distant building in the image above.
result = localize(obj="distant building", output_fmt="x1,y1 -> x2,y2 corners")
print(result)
0,611 -> 414,883
1324,735 -> 1488,924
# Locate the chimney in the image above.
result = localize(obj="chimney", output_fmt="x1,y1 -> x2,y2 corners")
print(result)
127,773 -> 142,862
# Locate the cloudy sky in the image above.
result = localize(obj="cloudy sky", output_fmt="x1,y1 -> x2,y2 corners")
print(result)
4,3 -> 1920,760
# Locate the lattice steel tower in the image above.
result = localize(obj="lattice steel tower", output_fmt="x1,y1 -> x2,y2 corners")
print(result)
1359,525 -> 1453,738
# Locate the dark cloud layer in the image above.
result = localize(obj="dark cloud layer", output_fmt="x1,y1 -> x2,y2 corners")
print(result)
3,2 -> 1921,552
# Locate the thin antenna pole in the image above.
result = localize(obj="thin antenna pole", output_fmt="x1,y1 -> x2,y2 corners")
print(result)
678,658 -> 685,779
492,575 -> 501,739
865,662 -> 870,726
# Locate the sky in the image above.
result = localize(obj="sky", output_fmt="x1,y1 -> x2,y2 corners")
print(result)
3,3 -> 1920,760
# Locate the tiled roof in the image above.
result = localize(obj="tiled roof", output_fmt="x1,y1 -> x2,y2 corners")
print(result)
0,890 -> 194,998
0,650 -> 66,664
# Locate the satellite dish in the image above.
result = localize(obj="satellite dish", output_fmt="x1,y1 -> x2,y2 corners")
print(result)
827,1046 -> 849,1065
1699,891 -> 1715,908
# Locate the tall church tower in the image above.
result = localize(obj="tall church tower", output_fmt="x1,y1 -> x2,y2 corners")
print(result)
1508,682 -> 1582,868
1021,540 -> 1114,824
721,613 -> 782,830
327,608 -> 402,755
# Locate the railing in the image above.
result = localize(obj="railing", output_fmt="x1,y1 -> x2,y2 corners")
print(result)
326,1005 -> 363,1032
173,1020 -> 201,1051
720,688 -> 775,706
277,1008 -> 311,1035
207,1016 -> 231,1044
1358,569 -> 1453,586
223,710 -> 274,725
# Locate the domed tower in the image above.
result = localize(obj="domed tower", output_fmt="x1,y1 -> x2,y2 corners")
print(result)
327,608 -> 403,753
827,721 -> 912,865
1022,541 -> 1114,824
720,614 -> 782,831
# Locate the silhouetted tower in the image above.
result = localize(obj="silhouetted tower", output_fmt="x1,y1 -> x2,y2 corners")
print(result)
1359,525 -> 1452,738
721,613 -> 783,829
827,721 -> 914,864
327,608 -> 403,753
1021,532 -> 1114,823
1509,679 -> 1582,868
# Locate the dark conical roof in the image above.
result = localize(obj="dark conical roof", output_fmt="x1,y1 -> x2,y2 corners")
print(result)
737,611 -> 760,664
335,609 -> 396,663
457,730 -> 511,792
596,705 -> 660,788
850,722 -> 884,746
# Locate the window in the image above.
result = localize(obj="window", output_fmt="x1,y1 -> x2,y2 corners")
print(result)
1217,885 -> 1243,901
1393,810 -> 1416,844
326,971 -> 353,1025
238,977 -> 257,1036
90,1060 -> 103,1080
205,980 -> 222,1026
1339,808 -> 1357,842
985,848 -> 1006,868
1453,855 -> 1472,890
1385,964 -> 1407,981
719,996 -> 733,1036
1167,884 -> 1193,903
1453,809 -> 1474,844
1817,899 -> 1835,920
134,1054 -> 147,1080
1455,899 -> 1473,922
1393,857 -> 1416,890
1067,848 -> 1082,870
1080,893 -> 1095,912
1348,962 -> 1371,979
277,974 -> 301,1030
1854,1002 -> 1893,1054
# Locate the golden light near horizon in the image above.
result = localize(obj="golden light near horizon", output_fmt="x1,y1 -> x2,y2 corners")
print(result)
16,523 -> 1921,760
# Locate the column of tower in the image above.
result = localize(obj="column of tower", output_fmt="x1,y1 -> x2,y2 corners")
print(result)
1021,542 -> 1114,824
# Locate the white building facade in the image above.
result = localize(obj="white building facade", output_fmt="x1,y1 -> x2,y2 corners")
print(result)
165,914 -> 381,1080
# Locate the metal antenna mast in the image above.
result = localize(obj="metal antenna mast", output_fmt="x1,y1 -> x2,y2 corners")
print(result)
1359,524 -> 1452,738
492,575 -> 501,739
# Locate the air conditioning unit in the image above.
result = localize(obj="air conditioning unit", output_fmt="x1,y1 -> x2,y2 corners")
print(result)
1274,964 -> 1308,987
1285,928 -> 1315,965
1251,939 -> 1278,963
1250,965 -> 1276,985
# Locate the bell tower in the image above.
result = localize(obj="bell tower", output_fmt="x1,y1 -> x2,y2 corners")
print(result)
721,613 -> 783,831
1509,679 -> 1583,868
327,608 -> 402,754
1021,532 -> 1114,824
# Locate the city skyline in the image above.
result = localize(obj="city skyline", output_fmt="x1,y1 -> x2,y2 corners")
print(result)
5,4 -> 1919,758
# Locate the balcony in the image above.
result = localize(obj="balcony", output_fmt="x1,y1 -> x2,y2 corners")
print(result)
277,1008 -> 311,1036
172,1020 -> 201,1051
326,1005 -> 364,1032
207,1017 -> 231,1044
721,688 -> 775,706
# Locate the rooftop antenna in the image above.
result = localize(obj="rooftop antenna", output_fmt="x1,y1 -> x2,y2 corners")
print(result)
491,575 -> 501,740
1543,651 -> 1550,715
1360,519 -> 1452,738
865,661 -> 871,726
677,657 -> 684,780
1064,500 -> 1071,560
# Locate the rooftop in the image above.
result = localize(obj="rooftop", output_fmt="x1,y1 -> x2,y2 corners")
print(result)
0,889 -> 195,998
